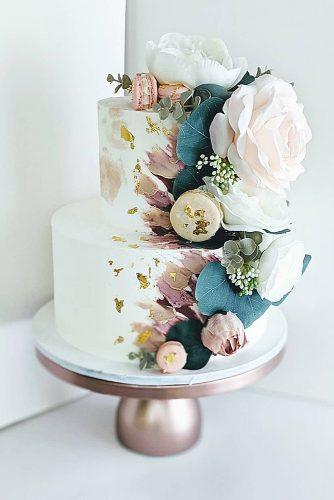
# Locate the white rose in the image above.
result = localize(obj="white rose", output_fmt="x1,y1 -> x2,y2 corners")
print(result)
257,234 -> 305,302
146,33 -> 247,89
203,178 -> 291,233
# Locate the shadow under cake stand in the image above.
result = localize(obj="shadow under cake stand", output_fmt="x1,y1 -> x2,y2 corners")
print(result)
33,301 -> 287,456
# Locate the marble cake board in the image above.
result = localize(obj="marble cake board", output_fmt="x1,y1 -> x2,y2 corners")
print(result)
33,301 -> 287,456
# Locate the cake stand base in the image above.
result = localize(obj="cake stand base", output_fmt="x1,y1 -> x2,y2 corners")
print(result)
117,397 -> 200,456
33,302 -> 287,456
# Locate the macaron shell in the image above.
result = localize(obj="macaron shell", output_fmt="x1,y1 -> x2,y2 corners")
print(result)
132,73 -> 158,110
170,190 -> 222,242
156,341 -> 187,374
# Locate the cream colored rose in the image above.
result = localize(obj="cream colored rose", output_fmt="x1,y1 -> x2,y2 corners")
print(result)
257,234 -> 305,302
209,75 -> 312,193
146,33 -> 247,89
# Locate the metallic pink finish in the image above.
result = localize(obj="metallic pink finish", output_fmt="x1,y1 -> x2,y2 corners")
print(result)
36,348 -> 284,456
117,398 -> 201,456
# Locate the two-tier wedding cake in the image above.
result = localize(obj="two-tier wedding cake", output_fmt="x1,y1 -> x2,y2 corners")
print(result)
51,33 -> 311,374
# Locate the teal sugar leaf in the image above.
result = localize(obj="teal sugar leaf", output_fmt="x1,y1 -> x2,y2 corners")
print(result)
172,164 -> 212,200
166,319 -> 212,370
195,262 -> 271,328
273,254 -> 312,306
193,84 -> 232,103
176,97 -> 224,166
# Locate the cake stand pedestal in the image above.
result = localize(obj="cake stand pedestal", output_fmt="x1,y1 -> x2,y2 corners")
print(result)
33,301 -> 286,456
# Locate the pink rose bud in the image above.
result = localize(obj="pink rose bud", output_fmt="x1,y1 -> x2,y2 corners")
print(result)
158,83 -> 190,103
156,341 -> 187,373
132,73 -> 158,110
201,312 -> 246,356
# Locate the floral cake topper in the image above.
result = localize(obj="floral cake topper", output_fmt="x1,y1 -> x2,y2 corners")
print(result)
107,33 -> 312,373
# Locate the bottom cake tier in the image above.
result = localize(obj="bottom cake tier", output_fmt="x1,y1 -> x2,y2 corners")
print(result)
52,198 -> 267,365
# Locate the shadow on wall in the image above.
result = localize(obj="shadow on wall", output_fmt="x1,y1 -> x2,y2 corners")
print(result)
0,1 -> 125,323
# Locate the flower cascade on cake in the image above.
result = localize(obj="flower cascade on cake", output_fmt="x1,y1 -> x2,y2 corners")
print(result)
107,33 -> 312,373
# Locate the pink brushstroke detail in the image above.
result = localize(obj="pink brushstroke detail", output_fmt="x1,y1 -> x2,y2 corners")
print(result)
157,278 -> 194,308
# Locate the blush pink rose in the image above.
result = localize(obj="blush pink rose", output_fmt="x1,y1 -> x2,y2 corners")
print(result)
209,75 -> 312,193
201,312 -> 245,356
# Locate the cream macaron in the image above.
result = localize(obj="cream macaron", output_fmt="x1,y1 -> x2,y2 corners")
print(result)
170,189 -> 222,242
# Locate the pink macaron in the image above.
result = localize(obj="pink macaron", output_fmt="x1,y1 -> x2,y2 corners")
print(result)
156,341 -> 187,374
132,73 -> 158,110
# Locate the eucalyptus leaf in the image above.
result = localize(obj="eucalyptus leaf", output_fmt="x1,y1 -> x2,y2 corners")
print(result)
166,319 -> 211,370
177,97 -> 224,166
159,107 -> 170,120
173,165 -> 212,200
224,240 -> 240,256
239,238 -> 257,256
121,74 -> 132,88
173,102 -> 184,120
195,262 -> 271,328
194,84 -> 231,103
161,97 -> 173,109
114,83 -> 122,93
107,74 -> 114,83
153,103 -> 161,112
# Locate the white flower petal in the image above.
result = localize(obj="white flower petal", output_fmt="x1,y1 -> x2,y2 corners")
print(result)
209,113 -> 234,158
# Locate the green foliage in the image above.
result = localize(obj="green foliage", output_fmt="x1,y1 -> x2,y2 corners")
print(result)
166,319 -> 212,370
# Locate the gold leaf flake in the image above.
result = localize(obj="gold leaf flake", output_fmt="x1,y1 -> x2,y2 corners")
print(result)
193,219 -> 210,235
134,161 -> 141,173
114,298 -> 124,313
146,116 -> 161,135
149,306 -> 155,320
184,205 -> 194,218
108,260 -> 114,266
194,209 -> 205,218
114,336 -> 125,344
153,257 -> 160,267
162,127 -> 171,136
128,244 -> 139,249
112,235 -> 126,243
113,267 -> 124,277
136,273 -> 150,289
135,329 -> 152,345
127,207 -> 138,215
169,272 -> 177,282
120,124 -> 135,149
164,352 -> 177,364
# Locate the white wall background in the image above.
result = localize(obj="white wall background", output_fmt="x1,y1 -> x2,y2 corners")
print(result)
0,0 -> 125,323
0,0 -> 125,427
125,0 -> 334,403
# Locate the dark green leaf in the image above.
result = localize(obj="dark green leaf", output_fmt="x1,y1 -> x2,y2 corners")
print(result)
177,97 -> 224,166
121,74 -> 132,89
107,74 -> 114,83
166,319 -> 211,370
172,165 -> 212,199
194,84 -> 231,102
114,83 -> 122,93
195,262 -> 271,328
180,89 -> 193,104
230,71 -> 255,90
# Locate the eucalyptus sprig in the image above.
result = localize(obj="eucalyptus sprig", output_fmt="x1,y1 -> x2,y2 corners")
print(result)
128,348 -> 156,370
153,90 -> 201,124
107,73 -> 132,93
255,66 -> 272,78
222,235 -> 262,295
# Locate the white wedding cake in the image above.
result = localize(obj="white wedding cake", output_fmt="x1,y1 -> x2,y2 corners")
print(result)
51,33 -> 311,374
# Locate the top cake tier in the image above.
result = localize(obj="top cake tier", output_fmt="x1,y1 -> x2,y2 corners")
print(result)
98,96 -> 182,240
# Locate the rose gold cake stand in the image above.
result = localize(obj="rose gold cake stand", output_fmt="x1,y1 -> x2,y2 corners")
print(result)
36,346 -> 284,456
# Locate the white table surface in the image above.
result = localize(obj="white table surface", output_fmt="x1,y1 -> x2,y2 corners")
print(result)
0,389 -> 333,500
